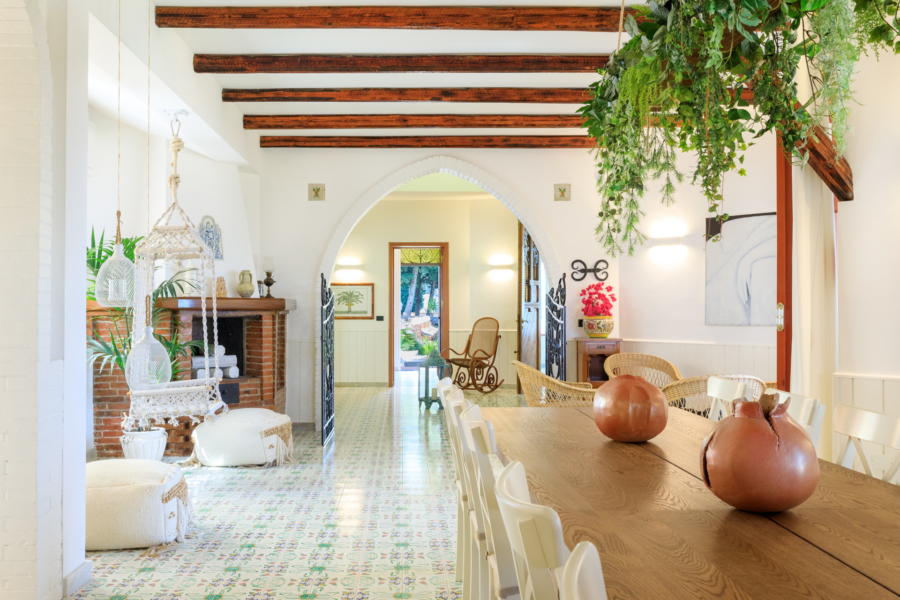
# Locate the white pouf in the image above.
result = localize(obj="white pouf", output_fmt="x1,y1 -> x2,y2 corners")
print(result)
86,459 -> 190,551
192,408 -> 293,467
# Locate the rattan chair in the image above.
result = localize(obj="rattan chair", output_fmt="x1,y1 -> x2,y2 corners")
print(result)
449,317 -> 504,393
513,360 -> 594,407
662,376 -> 713,417
603,353 -> 682,388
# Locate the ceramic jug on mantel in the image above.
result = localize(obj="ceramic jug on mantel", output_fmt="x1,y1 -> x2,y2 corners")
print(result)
237,270 -> 255,298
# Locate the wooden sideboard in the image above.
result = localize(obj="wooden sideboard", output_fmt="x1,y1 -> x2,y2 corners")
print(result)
575,337 -> 621,387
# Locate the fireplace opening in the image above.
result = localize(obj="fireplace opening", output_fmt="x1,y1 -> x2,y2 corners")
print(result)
192,316 -> 245,374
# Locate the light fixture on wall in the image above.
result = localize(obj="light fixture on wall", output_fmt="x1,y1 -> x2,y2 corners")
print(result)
334,255 -> 365,282
487,253 -> 515,282
645,217 -> 690,267
336,256 -> 364,267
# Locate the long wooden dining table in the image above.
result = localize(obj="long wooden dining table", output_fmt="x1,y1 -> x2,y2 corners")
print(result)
480,405 -> 900,599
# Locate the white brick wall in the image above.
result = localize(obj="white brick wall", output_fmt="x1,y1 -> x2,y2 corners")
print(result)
0,1 -> 63,598
832,372 -> 900,480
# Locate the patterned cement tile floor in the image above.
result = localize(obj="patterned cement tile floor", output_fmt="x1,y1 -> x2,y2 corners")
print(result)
74,374 -> 521,600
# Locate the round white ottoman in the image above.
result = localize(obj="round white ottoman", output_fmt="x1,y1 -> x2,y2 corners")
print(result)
86,459 -> 190,551
192,408 -> 293,467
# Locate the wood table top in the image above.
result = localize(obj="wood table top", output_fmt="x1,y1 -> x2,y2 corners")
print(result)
481,406 -> 900,599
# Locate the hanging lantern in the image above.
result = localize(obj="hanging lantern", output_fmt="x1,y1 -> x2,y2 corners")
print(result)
95,212 -> 135,307
125,323 -> 172,390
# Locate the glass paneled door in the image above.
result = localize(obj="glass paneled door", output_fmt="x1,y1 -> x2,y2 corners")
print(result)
389,243 -> 449,386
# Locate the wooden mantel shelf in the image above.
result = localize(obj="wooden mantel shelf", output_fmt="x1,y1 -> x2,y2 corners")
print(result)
157,297 -> 293,312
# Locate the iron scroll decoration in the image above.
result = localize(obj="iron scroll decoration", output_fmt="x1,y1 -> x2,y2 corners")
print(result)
321,274 -> 336,446
571,259 -> 609,282
545,274 -> 567,380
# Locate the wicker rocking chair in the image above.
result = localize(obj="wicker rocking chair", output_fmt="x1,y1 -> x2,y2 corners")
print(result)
448,317 -> 504,393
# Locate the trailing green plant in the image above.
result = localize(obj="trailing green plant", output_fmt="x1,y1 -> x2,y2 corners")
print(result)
581,0 -> 890,255
852,0 -> 900,52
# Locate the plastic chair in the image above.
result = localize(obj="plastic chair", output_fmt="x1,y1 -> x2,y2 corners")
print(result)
513,360 -> 594,407
718,374 -> 767,401
559,541 -> 608,600
662,376 -> 712,417
603,353 -> 682,388
449,317 -> 504,393
833,404 -> 900,483
495,461 -> 570,600
444,391 -> 472,584
460,411 -> 519,600
706,376 -> 746,422
766,389 -> 826,452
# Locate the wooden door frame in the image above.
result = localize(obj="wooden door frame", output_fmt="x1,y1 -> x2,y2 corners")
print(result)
776,134 -> 793,391
516,223 -> 541,391
388,242 -> 450,387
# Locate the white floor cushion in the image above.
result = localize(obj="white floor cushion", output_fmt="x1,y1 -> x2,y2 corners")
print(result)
86,459 -> 190,551
192,407 -> 293,467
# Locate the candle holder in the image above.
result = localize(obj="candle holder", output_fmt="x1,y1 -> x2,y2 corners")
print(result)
257,280 -> 264,297
263,271 -> 276,298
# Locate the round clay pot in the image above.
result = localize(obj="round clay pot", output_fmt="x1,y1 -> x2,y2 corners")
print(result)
701,399 -> 819,513
593,375 -> 668,442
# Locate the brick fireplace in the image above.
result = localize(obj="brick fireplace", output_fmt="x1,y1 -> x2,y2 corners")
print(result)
89,297 -> 291,457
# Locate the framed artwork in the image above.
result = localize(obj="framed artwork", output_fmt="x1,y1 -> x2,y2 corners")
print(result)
332,283 -> 375,319
198,215 -> 224,260
705,212 -> 777,326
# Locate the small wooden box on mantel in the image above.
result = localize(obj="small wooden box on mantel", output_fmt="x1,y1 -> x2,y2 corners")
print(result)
575,337 -> 621,387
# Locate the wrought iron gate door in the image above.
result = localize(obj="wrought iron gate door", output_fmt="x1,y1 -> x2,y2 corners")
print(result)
321,274 -> 335,445
545,274 -> 567,380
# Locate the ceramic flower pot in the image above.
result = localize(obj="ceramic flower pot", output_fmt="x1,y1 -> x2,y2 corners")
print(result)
593,375 -> 668,442
701,398 -> 819,513
583,315 -> 614,338
121,427 -> 168,461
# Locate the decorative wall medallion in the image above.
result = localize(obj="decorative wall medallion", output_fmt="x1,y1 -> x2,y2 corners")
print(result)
197,215 -> 223,260
571,259 -> 609,282
308,183 -> 326,201
554,183 -> 571,201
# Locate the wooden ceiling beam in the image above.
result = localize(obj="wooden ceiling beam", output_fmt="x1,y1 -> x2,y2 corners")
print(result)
260,135 -> 594,148
244,114 -> 584,129
157,6 -> 637,31
194,54 -> 608,73
223,87 -> 590,103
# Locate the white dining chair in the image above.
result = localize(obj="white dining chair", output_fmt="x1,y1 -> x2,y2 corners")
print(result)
706,376 -> 746,422
460,412 -> 519,600
559,541 -> 608,600
766,389 -> 826,453
833,404 -> 900,483
437,377 -> 454,402
458,405 -> 491,600
495,461 -> 570,600
444,390 -> 472,584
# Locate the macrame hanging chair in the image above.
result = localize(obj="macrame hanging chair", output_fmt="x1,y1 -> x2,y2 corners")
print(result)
126,122 -> 224,429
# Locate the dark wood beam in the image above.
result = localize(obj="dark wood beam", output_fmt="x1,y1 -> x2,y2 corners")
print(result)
157,5 -> 637,31
194,54 -> 608,73
244,114 -> 584,129
797,124 -> 854,201
260,135 -> 594,148
223,87 -> 591,103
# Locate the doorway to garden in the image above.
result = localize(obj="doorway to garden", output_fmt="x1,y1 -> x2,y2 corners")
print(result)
389,243 -> 450,387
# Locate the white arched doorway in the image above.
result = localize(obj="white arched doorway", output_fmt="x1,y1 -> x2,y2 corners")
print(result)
314,155 -> 563,431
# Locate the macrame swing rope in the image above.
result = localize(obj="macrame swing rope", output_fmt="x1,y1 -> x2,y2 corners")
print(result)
125,117 -> 225,430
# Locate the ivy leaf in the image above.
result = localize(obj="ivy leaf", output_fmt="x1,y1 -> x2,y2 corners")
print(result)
727,108 -> 752,120
801,0 -> 830,10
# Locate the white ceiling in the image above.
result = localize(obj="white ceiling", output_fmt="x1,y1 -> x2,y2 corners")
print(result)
154,1 -> 628,142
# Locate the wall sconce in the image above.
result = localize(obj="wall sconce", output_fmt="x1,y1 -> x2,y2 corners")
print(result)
487,268 -> 515,283
647,217 -> 689,240
336,256 -> 363,267
647,244 -> 689,267
487,253 -> 514,267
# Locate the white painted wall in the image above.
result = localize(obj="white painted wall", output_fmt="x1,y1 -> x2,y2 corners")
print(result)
332,192 -> 519,384
831,52 -> 900,466
618,134 -> 778,378
261,151 -> 618,423
87,108 -> 263,297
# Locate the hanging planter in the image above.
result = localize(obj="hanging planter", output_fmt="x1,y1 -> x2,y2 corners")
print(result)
580,0 -> 884,256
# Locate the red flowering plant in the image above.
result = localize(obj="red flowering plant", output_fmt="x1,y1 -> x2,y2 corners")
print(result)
579,283 -> 617,317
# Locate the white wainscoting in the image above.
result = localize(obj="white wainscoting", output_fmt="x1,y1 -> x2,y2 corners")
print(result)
619,339 -> 776,382
334,328 -> 518,386
832,372 -> 900,479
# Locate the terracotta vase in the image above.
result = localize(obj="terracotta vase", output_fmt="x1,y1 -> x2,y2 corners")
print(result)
701,399 -> 820,513
593,375 -> 668,442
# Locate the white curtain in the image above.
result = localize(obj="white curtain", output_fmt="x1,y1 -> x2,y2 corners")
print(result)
790,164 -> 837,456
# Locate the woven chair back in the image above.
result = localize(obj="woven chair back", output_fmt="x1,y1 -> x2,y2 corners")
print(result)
468,317 -> 500,359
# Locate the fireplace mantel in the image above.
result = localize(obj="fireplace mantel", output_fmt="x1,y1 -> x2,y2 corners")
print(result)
157,296 -> 296,313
